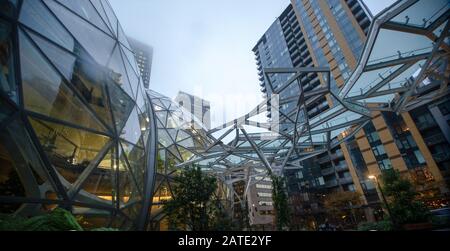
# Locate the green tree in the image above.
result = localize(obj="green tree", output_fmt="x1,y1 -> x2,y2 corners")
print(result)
271,175 -> 290,231
381,169 -> 430,228
163,165 -> 219,231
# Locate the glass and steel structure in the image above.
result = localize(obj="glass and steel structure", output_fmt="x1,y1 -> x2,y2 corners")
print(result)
1,0 -> 448,231
340,0 -> 449,112
0,0 -> 156,230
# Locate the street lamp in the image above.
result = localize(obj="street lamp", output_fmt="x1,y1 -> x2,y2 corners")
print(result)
368,175 -> 396,227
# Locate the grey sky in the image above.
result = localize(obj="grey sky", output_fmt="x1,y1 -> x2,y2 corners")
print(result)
109,0 -> 396,127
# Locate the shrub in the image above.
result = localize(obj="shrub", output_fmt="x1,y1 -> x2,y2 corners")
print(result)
0,208 -> 83,231
357,220 -> 393,231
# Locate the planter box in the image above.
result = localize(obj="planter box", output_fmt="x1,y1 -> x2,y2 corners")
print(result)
402,222 -> 433,231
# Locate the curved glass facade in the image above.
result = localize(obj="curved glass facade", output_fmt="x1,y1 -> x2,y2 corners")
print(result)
145,90 -> 214,226
0,0 -> 155,230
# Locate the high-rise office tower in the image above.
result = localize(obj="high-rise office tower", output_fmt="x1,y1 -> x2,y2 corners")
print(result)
255,0 -> 449,226
254,2 -> 374,224
128,37 -> 153,89
175,91 -> 212,130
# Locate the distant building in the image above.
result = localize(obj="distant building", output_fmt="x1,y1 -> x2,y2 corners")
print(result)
175,91 -> 211,130
247,172 -> 274,229
128,37 -> 153,89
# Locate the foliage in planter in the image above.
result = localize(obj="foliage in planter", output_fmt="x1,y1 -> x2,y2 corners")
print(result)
323,190 -> 361,225
0,208 -> 83,231
271,174 -> 290,231
381,169 -> 431,227
0,213 -> 27,231
163,165 -> 223,231
357,219 -> 393,231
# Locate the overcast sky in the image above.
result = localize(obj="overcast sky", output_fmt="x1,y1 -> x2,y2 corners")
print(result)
109,0 -> 396,127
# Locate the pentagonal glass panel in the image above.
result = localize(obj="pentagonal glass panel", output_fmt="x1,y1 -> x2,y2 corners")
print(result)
152,179 -> 172,204
55,0 -> 112,35
368,29 -> 433,66
117,154 -> 141,204
165,150 -> 180,173
177,138 -> 194,148
101,0 -> 118,36
157,150 -> 165,174
118,25 -> 132,50
108,45 -> 134,98
26,29 -> 76,82
379,59 -> 425,91
80,148 -> 114,202
167,144 -> 182,161
137,107 -> 150,143
120,141 -> 145,191
45,0 -> 115,66
19,0 -> 75,51
158,129 -> 174,147
176,130 -> 191,142
122,46 -> 140,77
0,21 -> 17,104
104,81 -> 132,136
89,0 -> 115,34
29,118 -> 110,184
390,0 -> 449,29
121,107 -> 142,146
19,30 -> 107,133
158,129 -> 173,147
346,65 -> 403,97
155,111 -> 168,127
121,47 -> 139,98
135,83 -> 146,112
177,147 -> 194,161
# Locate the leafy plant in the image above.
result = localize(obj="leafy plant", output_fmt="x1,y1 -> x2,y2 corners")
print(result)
380,169 -> 431,228
271,174 -> 290,231
357,219 -> 393,231
163,165 -> 220,231
0,208 -> 83,231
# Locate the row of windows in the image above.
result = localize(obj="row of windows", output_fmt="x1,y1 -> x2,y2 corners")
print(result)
255,184 -> 272,190
257,192 -> 272,198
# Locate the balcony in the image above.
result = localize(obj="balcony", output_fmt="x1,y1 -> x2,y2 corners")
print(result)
321,167 -> 334,176
425,134 -> 446,146
325,179 -> 338,188
433,152 -> 450,162
339,176 -> 353,185
416,120 -> 437,131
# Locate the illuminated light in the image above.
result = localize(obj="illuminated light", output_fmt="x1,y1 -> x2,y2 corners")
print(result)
368,175 -> 376,180
146,117 -> 150,122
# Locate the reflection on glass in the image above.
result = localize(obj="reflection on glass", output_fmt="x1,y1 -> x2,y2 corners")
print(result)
29,118 -> 110,184
19,30 -> 107,133
390,0 -> 449,28
368,29 -> 433,66
81,149 -> 114,202
55,0 -> 112,35
19,0 -> 74,51
45,0 -> 115,66
0,21 -> 17,103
